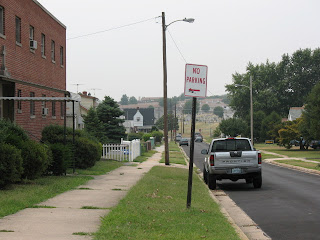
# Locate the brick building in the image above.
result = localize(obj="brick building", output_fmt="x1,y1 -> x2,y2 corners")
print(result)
0,0 -> 67,139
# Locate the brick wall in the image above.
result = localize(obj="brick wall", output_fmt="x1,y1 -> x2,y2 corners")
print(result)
0,0 -> 67,140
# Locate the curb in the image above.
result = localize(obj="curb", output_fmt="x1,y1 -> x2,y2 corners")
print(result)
178,145 -> 271,240
264,159 -> 320,176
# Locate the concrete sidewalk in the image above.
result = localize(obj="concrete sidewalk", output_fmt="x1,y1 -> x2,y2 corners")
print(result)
0,146 -> 164,240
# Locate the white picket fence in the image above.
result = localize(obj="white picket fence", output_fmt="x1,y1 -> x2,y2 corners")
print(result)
102,139 -> 141,162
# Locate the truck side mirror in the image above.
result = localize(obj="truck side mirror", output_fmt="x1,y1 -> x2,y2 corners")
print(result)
201,149 -> 208,154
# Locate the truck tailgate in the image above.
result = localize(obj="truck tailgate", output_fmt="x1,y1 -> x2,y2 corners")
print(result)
214,151 -> 259,168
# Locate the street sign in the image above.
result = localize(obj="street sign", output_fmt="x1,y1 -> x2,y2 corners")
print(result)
184,64 -> 208,98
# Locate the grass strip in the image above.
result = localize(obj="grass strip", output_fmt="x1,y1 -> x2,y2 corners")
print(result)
275,160 -> 320,171
134,150 -> 157,163
67,160 -> 124,175
95,166 -> 240,240
255,143 -> 320,159
73,232 -> 94,236
262,153 -> 283,161
0,176 -> 92,218
160,142 -> 186,165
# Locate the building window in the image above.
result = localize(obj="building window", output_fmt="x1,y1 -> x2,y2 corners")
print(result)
30,92 -> 35,116
17,89 -> 22,112
29,25 -> 34,40
41,33 -> 46,56
51,40 -> 55,62
60,102 -> 64,118
52,101 -> 56,117
0,6 -> 4,36
15,16 -> 21,44
60,46 -> 64,66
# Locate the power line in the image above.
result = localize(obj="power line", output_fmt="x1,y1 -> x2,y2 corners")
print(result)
167,29 -> 187,63
67,17 -> 158,40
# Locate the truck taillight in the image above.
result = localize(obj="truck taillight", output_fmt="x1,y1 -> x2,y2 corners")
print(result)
258,153 -> 262,164
210,155 -> 214,166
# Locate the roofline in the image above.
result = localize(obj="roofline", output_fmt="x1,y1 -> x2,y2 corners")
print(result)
33,0 -> 66,29
1,75 -> 68,94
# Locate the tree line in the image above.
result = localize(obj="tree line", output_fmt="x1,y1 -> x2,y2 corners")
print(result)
218,48 -> 320,148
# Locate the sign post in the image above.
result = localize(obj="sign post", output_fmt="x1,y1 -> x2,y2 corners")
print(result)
185,64 -> 208,208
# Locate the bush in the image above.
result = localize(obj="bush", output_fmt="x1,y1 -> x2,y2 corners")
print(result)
0,144 -> 23,187
21,141 -> 51,180
151,131 -> 163,142
128,133 -> 142,141
142,133 -> 152,142
74,137 -> 102,169
49,143 -> 72,175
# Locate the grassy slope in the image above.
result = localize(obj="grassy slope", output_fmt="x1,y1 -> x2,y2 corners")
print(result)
95,166 -> 240,240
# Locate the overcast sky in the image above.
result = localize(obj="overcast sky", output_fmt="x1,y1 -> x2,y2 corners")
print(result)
37,0 -> 320,102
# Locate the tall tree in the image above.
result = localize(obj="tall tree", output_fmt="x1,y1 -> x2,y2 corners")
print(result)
201,104 -> 210,113
128,96 -> 138,104
213,106 -> 224,118
183,99 -> 200,114
96,96 -> 126,143
83,107 -> 107,143
219,118 -> 248,137
300,82 -> 320,140
155,114 -> 179,131
120,94 -> 129,105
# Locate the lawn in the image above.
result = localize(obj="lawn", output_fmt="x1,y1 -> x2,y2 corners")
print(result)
0,176 -> 92,218
275,160 -> 320,171
255,143 -> 320,159
0,160 -> 125,218
94,166 -> 240,240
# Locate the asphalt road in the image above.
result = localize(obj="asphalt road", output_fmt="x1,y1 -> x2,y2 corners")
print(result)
181,142 -> 320,240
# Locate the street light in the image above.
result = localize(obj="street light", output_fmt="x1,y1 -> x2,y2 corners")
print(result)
235,76 -> 253,144
162,12 -> 194,165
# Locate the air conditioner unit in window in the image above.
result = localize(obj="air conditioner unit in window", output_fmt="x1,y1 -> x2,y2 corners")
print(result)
42,107 -> 49,115
30,40 -> 38,49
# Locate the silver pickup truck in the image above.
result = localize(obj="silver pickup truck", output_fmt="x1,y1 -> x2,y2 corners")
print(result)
201,137 -> 262,190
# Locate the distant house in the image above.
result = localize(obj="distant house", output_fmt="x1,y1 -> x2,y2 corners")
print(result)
78,91 -> 100,116
66,92 -> 83,129
122,108 -> 155,133
288,106 -> 304,121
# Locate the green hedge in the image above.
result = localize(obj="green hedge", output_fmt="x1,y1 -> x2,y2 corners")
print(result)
21,140 -> 51,180
42,125 -> 102,169
0,144 -> 23,187
49,143 -> 72,175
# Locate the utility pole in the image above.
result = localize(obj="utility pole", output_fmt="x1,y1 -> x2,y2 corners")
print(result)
250,76 -> 253,145
174,103 -> 177,143
162,12 -> 169,165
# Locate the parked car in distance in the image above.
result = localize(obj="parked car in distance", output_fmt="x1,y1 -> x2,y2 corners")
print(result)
179,138 -> 189,146
195,135 -> 203,142
176,134 -> 182,142
310,140 -> 320,149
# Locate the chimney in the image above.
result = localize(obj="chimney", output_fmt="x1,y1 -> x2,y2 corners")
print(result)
82,91 -> 87,96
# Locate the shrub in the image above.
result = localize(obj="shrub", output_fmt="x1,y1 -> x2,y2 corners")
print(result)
49,143 -> 72,175
151,131 -> 163,142
128,133 -> 142,141
21,141 -> 51,180
142,133 -> 152,142
0,144 -> 23,187
74,137 -> 102,169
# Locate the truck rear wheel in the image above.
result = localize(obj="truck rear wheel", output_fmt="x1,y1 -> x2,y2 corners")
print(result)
208,174 -> 217,190
203,167 -> 208,184
253,175 -> 262,188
